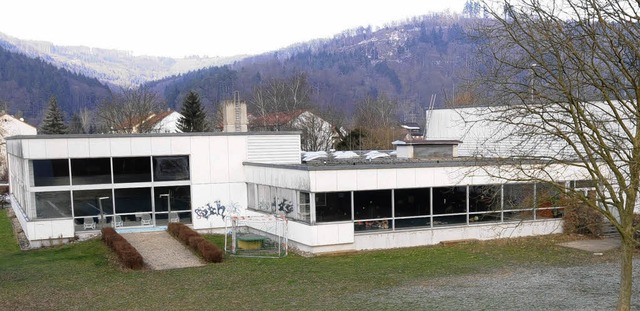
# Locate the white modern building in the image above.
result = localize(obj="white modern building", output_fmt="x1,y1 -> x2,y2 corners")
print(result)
7,128 -> 593,252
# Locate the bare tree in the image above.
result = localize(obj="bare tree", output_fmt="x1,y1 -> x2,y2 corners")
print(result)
97,87 -> 164,133
475,1 -> 640,309
355,95 -> 403,149
249,73 -> 312,124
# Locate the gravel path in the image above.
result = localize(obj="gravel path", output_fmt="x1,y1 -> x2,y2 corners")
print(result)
352,259 -> 640,310
122,231 -> 205,270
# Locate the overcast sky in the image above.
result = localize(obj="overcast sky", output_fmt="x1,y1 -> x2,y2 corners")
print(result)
0,0 -> 468,58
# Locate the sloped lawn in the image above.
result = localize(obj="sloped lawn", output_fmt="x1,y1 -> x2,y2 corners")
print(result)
0,209 -> 619,310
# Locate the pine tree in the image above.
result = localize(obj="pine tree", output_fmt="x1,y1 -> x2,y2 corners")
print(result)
40,96 -> 67,134
176,91 -> 209,132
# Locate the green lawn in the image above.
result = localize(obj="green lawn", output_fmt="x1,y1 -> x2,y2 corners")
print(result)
0,209 -> 619,310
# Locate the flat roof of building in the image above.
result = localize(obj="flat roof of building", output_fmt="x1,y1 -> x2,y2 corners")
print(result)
6,131 -> 302,140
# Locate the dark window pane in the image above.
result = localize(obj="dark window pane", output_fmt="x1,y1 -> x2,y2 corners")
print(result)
155,186 -> 191,212
153,156 -> 190,181
114,188 -> 151,214
73,189 -> 113,217
71,158 -> 111,185
316,192 -> 351,222
35,191 -> 71,218
395,217 -> 431,229
536,183 -> 562,208
354,190 -> 392,220
469,185 -> 501,212
33,159 -> 69,186
432,186 -> 466,215
113,157 -> 151,183
504,183 -> 534,210
394,188 -> 430,216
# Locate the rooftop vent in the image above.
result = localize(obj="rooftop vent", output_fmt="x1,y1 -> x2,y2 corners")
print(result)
394,140 -> 461,159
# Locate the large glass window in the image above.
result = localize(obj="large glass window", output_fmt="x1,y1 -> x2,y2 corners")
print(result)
154,186 -> 191,212
354,190 -> 392,220
114,188 -> 152,214
153,156 -> 189,181
432,186 -> 466,226
35,191 -> 72,218
73,189 -> 114,217
503,183 -> 535,221
394,188 -> 430,217
468,185 -> 502,224
316,192 -> 351,222
113,157 -> 151,183
71,158 -> 111,185
33,159 -> 69,186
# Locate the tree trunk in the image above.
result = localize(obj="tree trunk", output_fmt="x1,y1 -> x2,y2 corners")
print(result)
617,235 -> 634,311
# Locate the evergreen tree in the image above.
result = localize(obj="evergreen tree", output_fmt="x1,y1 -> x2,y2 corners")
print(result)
40,96 -> 67,134
68,113 -> 85,134
176,91 -> 209,132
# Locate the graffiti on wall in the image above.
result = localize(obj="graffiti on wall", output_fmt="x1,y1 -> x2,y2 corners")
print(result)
275,198 -> 293,214
194,200 -> 227,220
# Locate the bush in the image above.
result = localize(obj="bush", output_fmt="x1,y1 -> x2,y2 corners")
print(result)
563,202 -> 603,237
178,226 -> 198,243
101,227 -> 144,270
167,222 -> 182,237
187,235 -> 206,249
197,239 -> 224,263
166,224 -> 224,263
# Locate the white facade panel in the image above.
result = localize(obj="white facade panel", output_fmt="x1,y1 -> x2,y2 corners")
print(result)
314,171 -> 337,192
46,139 -> 69,158
210,136 -> 230,183
150,136 -> 171,154
190,136 -> 211,184
89,138 -> 111,156
170,137 -> 191,154
67,139 -> 90,158
226,136 -> 248,182
395,168 -> 417,188
27,140 -> 46,158
109,138 -> 132,157
130,137 -> 152,155
377,169 -> 397,189
356,169 -> 377,190
336,170 -> 358,190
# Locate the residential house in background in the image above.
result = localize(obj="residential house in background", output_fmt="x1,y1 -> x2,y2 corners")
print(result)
0,113 -> 36,176
250,109 -> 342,151
130,110 -> 183,133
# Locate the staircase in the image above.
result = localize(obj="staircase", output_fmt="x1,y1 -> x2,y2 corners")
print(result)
600,221 -> 620,239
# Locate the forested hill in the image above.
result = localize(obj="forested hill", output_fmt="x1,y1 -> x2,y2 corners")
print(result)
147,14 -> 480,119
0,45 -> 112,124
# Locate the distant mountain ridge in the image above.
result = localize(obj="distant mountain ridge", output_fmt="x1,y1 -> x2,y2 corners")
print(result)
0,32 -> 247,87
147,14 -> 479,119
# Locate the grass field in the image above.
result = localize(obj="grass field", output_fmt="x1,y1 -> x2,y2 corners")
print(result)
0,209 -> 620,310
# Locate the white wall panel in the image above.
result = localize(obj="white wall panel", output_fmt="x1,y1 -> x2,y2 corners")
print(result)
89,138 -> 110,156
109,138 -> 132,157
170,137 -> 191,154
190,137 -> 211,184
356,169 -> 377,190
67,139 -> 90,158
130,137 -> 152,155
45,139 -> 68,158
210,137 -> 230,183
150,137 -> 171,154
27,140 -> 46,158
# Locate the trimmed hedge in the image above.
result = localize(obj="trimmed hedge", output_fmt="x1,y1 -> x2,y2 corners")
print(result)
101,227 -> 144,270
168,223 -> 223,263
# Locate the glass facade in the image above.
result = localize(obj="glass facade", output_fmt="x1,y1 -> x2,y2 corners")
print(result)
248,181 -> 575,232
29,156 -> 192,230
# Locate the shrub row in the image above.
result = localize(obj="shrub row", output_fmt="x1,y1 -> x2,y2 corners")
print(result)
562,201 -> 603,237
101,227 -> 144,270
167,223 -> 223,263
